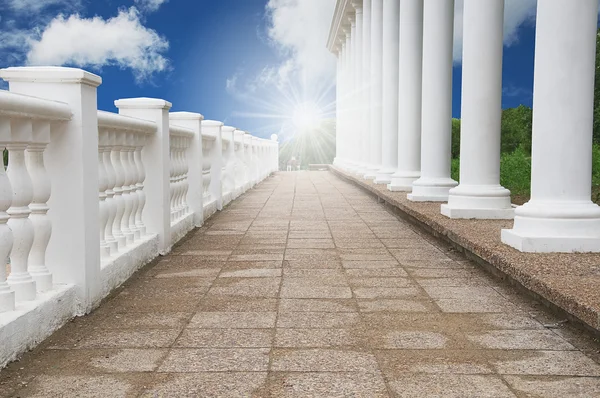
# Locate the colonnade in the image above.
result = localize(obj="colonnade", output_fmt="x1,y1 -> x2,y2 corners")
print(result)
329,0 -> 600,253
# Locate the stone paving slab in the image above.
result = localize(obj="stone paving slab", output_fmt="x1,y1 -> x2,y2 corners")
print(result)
332,166 -> 600,335
2,171 -> 600,397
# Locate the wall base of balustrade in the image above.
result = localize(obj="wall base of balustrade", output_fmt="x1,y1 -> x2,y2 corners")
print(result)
204,199 -> 218,220
234,185 -> 245,199
171,213 -> 195,252
441,184 -> 514,220
0,284 -> 77,368
407,177 -> 458,202
100,234 -> 159,301
501,200 -> 600,253
222,191 -> 233,207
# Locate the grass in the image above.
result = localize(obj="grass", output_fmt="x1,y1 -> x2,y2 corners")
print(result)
452,144 -> 600,205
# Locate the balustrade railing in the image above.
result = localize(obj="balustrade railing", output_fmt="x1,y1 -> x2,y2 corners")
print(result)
0,90 -> 71,311
0,66 -> 279,368
168,125 -> 194,224
97,111 -> 155,260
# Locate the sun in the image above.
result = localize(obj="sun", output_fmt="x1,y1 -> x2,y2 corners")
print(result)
291,101 -> 324,133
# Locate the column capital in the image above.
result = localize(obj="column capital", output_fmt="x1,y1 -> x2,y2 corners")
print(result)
351,0 -> 363,13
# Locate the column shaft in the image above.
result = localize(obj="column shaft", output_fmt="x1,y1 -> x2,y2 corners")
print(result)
358,0 -> 372,177
349,10 -> 362,172
374,0 -> 400,184
389,0 -> 424,191
441,0 -> 513,219
409,0 -> 458,201
365,0 -> 383,180
502,0 -> 600,252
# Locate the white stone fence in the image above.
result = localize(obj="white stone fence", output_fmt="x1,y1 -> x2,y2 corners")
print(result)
0,66 -> 279,367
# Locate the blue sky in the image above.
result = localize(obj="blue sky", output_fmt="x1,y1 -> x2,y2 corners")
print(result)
0,0 -> 541,138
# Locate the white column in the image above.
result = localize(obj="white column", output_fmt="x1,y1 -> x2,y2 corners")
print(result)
1,67 -> 103,312
389,0 -> 424,192
343,27 -> 352,168
358,0 -> 371,177
169,112 -> 204,227
374,0 -> 400,184
408,0 -> 458,201
441,0 -> 513,219
115,98 -> 174,253
334,41 -> 344,167
347,13 -> 360,172
502,0 -> 600,253
364,0 -> 383,180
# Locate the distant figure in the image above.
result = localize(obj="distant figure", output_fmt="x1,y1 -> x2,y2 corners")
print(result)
287,156 -> 297,172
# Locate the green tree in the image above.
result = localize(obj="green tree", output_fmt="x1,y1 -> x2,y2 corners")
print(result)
451,118 -> 461,159
594,28 -> 600,144
501,105 -> 533,154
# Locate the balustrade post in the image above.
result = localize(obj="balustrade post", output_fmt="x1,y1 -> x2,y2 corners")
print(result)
26,121 -> 53,291
0,119 -> 14,312
201,121 -> 223,212
1,67 -> 103,312
115,98 -> 173,254
170,112 -> 204,227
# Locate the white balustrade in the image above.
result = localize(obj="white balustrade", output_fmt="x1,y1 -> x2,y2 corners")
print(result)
0,89 -> 70,304
234,129 -> 246,197
97,110 -> 155,261
0,68 -> 279,368
169,125 -> 194,223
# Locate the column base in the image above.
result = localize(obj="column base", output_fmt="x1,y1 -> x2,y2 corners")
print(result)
387,171 -> 420,192
407,177 -> 458,202
441,184 -> 514,219
501,200 -> 600,253
374,168 -> 395,185
363,164 -> 380,180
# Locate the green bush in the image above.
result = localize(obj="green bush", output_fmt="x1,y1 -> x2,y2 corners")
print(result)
500,146 -> 531,197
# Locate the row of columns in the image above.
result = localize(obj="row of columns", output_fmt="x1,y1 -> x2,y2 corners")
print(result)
332,0 -> 600,253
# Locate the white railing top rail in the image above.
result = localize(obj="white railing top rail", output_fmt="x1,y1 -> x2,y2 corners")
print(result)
169,124 -> 194,138
97,110 -> 156,134
0,90 -> 71,121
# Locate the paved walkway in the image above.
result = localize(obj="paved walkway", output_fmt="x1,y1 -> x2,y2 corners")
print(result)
3,171 -> 600,397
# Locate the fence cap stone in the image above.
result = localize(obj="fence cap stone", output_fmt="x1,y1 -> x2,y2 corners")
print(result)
201,120 -> 224,127
0,66 -> 102,88
170,112 -> 204,121
115,98 -> 172,110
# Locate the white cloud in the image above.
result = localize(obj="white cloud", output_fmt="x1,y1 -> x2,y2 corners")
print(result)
133,0 -> 169,13
265,0 -> 337,85
453,0 -> 537,63
26,8 -> 170,82
6,0 -> 82,14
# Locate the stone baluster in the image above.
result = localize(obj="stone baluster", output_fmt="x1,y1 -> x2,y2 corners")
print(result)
0,119 -> 14,312
120,132 -> 134,243
182,137 -> 190,215
98,130 -> 111,258
174,136 -> 182,218
111,132 -> 127,249
26,121 -> 53,291
202,139 -> 212,207
6,118 -> 36,301
127,132 -> 140,241
134,133 -> 147,236
103,130 -> 118,255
